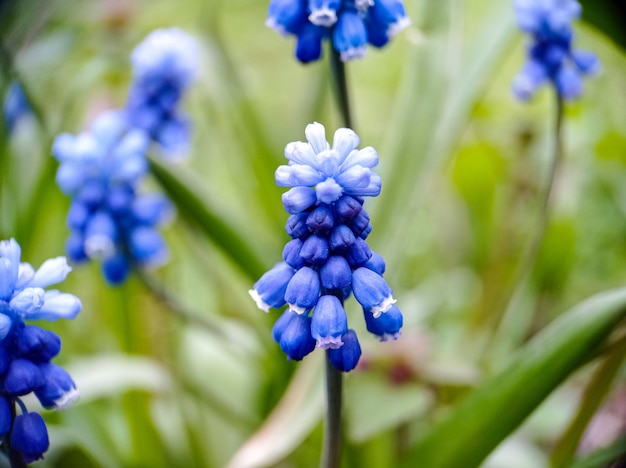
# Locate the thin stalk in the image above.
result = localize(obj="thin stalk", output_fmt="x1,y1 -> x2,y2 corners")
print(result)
328,45 -> 353,129
133,266 -> 225,339
321,349 -> 343,468
482,91 -> 565,361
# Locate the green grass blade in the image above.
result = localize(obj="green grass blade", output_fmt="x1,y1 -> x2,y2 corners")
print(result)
405,288 -> 626,468
149,155 -> 271,280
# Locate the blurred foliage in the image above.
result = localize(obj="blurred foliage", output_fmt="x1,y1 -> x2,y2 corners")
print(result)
1,0 -> 626,467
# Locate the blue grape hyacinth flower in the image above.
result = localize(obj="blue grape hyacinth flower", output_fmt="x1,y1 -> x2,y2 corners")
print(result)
250,122 -> 402,372
3,82 -> 32,134
0,239 -> 81,463
266,0 -> 410,63
512,0 -> 600,100
53,111 -> 173,285
125,28 -> 198,159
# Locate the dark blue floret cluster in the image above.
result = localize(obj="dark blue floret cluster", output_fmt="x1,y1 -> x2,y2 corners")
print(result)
266,0 -> 410,63
52,29 -> 197,284
125,28 -> 198,159
512,0 -> 600,100
0,239 -> 81,463
249,122 -> 402,372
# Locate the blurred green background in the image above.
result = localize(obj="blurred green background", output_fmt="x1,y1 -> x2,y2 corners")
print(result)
1,0 -> 626,467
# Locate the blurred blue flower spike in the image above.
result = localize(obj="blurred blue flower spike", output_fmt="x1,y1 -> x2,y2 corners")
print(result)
125,28 -> 198,159
3,82 -> 31,134
512,0 -> 600,100
0,239 -> 81,464
53,111 -> 173,285
266,0 -> 410,63
250,122 -> 402,372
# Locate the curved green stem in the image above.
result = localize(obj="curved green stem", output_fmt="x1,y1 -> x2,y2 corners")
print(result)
329,45 -> 353,129
321,349 -> 343,468
482,90 -> 565,361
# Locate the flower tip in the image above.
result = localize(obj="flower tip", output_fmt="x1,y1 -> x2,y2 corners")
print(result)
371,295 -> 397,318
248,289 -> 271,313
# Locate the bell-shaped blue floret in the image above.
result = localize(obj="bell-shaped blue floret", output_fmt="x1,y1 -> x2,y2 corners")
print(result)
102,253 -> 131,285
364,251 -> 386,275
352,267 -> 396,317
320,256 -> 352,290
65,232 -> 88,263
11,412 -> 50,464
296,23 -> 325,63
9,287 -> 44,317
329,224 -> 356,252
306,205 -> 334,234
282,239 -> 306,270
332,9 -> 368,61
367,0 -> 411,38
555,66 -> 582,100
67,201 -> 90,230
0,345 -> 10,374
364,304 -> 403,341
0,315 -> 12,341
34,363 -> 79,409
0,395 -> 10,436
334,195 -> 362,221
84,211 -> 118,259
285,212 -> 310,239
282,186 -> 317,214
311,295 -> 348,349
349,208 -> 371,236
129,227 -> 168,266
4,359 -> 44,396
299,234 -> 330,265
308,0 -> 341,27
15,326 -> 62,362
27,291 -> 82,322
131,194 -> 173,225
267,0 -> 308,35
284,266 -> 321,314
346,237 -> 372,267
249,262 -> 295,312
28,257 -> 72,289
272,309 -> 296,343
279,313 -> 316,360
328,329 -> 361,372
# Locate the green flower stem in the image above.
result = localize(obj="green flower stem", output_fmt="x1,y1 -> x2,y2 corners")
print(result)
483,90 -> 564,360
321,348 -> 343,468
329,45 -> 353,129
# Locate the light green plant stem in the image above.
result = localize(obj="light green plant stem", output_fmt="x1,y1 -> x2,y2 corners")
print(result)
483,90 -> 565,360
321,349 -> 343,468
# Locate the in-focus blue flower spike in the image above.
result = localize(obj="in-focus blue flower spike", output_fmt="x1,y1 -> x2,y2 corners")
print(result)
512,0 -> 600,101
53,111 -> 173,285
250,122 -> 402,372
0,238 -> 81,464
125,28 -> 198,159
266,0 -> 410,63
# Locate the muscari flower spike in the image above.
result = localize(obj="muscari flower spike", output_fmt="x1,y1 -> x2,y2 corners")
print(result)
249,122 -> 402,372
125,28 -> 198,159
512,0 -> 600,101
53,110 -> 173,285
266,0 -> 410,63
0,239 -> 81,463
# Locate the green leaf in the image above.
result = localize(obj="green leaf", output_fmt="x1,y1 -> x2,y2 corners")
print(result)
405,287 -> 626,468
550,337 -> 626,467
149,155 -> 272,280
